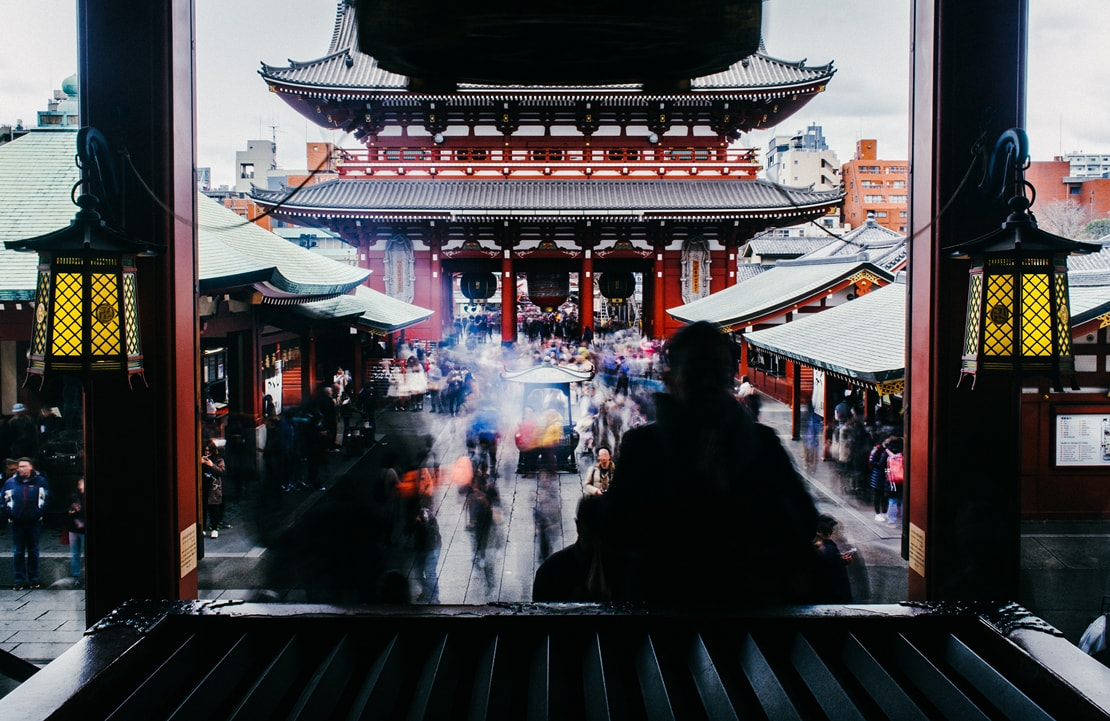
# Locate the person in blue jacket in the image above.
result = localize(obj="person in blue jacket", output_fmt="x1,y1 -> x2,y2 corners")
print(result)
1,457 -> 49,590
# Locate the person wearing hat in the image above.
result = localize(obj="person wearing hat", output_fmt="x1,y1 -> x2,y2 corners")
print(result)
7,404 -> 37,460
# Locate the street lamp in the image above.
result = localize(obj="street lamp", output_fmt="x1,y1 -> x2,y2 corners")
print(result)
948,128 -> 1099,391
4,128 -> 160,386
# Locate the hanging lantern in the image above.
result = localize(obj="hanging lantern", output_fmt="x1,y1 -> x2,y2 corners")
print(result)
459,272 -> 498,303
948,128 -> 1098,392
4,128 -> 160,386
597,271 -> 635,305
526,272 -> 569,312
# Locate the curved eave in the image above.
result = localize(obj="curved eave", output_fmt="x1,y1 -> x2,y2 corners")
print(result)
668,261 -> 893,328
744,333 -> 905,385
741,281 -> 907,386
198,270 -> 274,294
250,180 -> 843,221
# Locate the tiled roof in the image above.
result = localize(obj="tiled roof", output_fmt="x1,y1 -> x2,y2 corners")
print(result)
1069,270 -> 1110,325
197,194 -> 369,296
734,263 -> 766,283
743,278 -> 906,383
1066,236 -> 1110,272
795,216 -> 907,271
252,178 -> 842,217
292,285 -> 433,335
745,236 -> 832,258
0,130 -> 82,300
668,257 -> 894,327
259,1 -> 833,95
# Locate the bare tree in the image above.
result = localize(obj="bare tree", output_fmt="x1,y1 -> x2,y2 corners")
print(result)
1034,200 -> 1093,239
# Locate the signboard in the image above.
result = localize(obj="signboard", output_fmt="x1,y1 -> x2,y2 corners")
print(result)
180,524 -> 197,578
1055,412 -> 1110,467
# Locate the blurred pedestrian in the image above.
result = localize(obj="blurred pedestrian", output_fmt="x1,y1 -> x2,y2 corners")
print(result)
67,477 -> 86,586
813,513 -> 853,602
201,440 -> 225,538
412,506 -> 441,603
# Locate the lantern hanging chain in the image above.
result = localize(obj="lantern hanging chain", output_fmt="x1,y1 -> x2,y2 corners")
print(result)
115,133 -> 351,234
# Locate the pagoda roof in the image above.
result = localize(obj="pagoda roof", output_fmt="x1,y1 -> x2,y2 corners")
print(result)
667,256 -> 895,329
259,1 -> 834,98
743,277 -> 906,386
251,178 -> 843,221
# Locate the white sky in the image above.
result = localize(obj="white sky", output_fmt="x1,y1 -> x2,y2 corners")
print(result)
1,1 -> 1107,189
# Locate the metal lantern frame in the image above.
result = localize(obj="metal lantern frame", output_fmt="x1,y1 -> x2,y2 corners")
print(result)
948,128 -> 1099,391
4,128 -> 160,386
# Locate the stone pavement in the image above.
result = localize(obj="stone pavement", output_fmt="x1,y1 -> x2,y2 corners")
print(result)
0,387 -> 1107,690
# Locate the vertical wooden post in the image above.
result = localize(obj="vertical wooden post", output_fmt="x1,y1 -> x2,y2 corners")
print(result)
908,0 -> 1027,600
78,0 -> 199,625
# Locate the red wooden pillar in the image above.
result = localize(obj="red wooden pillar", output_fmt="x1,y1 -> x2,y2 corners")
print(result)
908,0 -> 1026,600
428,223 -> 445,341
651,225 -> 667,339
79,0 -> 199,624
500,250 -> 516,343
790,360 -> 802,441
580,250 -> 594,335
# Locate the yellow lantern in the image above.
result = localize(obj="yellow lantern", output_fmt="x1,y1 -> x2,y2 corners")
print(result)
948,129 -> 1098,391
5,129 -> 159,385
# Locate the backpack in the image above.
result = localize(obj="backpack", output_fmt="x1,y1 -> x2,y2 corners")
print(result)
885,449 -> 905,485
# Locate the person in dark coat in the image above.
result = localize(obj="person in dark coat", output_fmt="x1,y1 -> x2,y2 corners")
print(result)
603,321 -> 820,606
533,494 -> 612,601
813,513 -> 853,602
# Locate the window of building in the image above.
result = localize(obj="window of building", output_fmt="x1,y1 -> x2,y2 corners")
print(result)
865,194 -> 884,203
240,163 -> 254,179
890,195 -> 907,203
875,210 -> 888,218
891,180 -> 906,188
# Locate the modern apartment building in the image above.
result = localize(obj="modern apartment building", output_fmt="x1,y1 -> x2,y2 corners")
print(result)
840,139 -> 908,233
764,123 -> 840,190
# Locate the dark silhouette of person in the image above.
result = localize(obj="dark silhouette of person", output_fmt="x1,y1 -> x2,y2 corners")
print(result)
533,494 -> 613,601
603,321 -> 820,606
813,513 -> 853,602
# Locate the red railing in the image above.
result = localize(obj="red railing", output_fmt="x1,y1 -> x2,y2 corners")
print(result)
334,145 -> 760,180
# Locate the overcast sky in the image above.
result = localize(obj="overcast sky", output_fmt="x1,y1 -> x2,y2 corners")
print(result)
1,1 -> 1107,189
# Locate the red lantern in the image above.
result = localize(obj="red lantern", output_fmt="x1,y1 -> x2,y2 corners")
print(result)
459,272 -> 498,302
526,272 -> 569,311
598,271 -> 635,305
